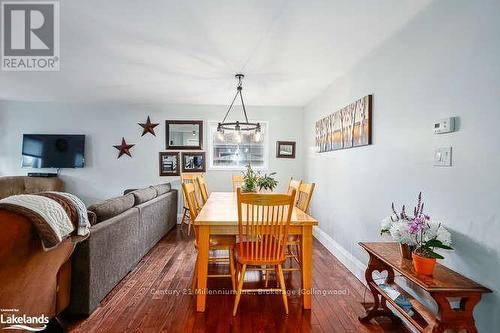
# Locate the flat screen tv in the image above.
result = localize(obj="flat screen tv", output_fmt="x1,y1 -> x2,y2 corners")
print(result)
22,134 -> 85,168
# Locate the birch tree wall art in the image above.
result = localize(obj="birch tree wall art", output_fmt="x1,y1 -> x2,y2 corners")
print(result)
315,95 -> 372,153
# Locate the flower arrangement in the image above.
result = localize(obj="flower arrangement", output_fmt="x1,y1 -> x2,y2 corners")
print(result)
241,164 -> 279,193
380,193 -> 453,260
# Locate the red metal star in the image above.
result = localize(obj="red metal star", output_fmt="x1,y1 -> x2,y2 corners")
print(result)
138,116 -> 159,136
113,137 -> 135,158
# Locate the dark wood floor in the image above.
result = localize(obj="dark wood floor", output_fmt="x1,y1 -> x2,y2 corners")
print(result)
67,226 -> 408,333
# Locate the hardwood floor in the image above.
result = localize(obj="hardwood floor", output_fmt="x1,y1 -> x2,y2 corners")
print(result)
66,227 -> 408,333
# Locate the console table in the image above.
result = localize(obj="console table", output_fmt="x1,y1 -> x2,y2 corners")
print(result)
358,242 -> 491,333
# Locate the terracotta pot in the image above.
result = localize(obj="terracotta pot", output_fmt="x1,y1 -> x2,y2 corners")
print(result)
399,244 -> 415,260
412,252 -> 436,276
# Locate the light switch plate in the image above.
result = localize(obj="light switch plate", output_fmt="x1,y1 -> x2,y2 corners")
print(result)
434,147 -> 452,167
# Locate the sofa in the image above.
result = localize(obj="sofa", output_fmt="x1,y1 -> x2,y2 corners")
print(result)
0,176 -> 73,328
69,183 -> 178,315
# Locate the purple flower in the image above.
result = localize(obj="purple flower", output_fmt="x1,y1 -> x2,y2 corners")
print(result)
408,216 -> 426,234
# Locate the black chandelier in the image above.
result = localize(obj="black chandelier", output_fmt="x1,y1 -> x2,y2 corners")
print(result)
217,74 -> 261,137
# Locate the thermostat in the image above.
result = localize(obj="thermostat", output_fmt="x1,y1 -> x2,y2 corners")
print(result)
433,117 -> 455,134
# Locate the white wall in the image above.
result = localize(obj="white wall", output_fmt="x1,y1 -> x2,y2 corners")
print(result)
302,0 -> 500,331
0,102 -> 303,206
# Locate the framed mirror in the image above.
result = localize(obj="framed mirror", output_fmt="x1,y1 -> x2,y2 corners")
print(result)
159,152 -> 180,176
166,120 -> 203,150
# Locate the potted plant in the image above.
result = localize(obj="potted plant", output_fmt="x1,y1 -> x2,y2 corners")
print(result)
257,172 -> 278,192
381,192 -> 453,272
241,164 -> 260,193
241,165 -> 279,193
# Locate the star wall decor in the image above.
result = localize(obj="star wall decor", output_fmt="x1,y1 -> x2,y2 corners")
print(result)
113,137 -> 135,158
138,116 -> 159,136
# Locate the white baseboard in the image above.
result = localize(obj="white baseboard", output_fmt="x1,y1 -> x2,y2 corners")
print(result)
313,227 -> 367,285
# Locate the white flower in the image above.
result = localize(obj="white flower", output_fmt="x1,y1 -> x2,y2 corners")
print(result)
436,225 -> 452,246
389,220 -> 417,246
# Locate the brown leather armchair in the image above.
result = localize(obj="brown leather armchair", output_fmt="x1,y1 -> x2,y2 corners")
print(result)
0,176 -> 74,329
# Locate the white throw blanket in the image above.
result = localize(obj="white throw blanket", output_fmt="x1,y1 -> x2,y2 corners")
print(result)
0,193 -> 90,250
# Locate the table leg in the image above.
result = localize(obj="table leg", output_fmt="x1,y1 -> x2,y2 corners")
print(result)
196,225 -> 210,312
301,226 -> 313,309
429,292 -> 481,333
359,253 -> 397,323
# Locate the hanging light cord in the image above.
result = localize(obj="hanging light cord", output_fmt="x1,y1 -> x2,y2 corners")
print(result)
221,75 -> 249,124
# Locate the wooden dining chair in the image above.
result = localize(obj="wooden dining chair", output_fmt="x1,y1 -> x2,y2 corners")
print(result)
182,183 -> 236,292
287,177 -> 302,205
195,176 -> 209,205
232,175 -> 244,192
284,182 -> 316,273
233,188 -> 296,316
180,172 -> 204,236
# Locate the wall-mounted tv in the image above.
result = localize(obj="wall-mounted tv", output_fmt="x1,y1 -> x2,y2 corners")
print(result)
22,134 -> 85,169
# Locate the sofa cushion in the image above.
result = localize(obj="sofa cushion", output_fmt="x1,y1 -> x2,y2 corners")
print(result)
152,183 -> 171,196
87,193 -> 135,223
131,187 -> 157,205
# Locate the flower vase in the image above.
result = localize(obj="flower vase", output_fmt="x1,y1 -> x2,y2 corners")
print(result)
399,244 -> 415,260
412,252 -> 436,275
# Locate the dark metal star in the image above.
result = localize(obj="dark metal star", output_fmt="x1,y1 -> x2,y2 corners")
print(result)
138,116 -> 159,136
113,137 -> 135,158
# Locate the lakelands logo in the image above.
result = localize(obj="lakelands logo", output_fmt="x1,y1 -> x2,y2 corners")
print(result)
0,312 -> 49,331
1,1 -> 60,71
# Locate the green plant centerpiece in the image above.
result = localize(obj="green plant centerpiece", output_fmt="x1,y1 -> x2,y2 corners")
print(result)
241,164 -> 278,193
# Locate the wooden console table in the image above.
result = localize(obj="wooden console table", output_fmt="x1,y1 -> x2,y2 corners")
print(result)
358,242 -> 491,333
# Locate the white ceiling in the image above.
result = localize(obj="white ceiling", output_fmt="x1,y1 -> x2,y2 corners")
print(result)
0,0 -> 431,106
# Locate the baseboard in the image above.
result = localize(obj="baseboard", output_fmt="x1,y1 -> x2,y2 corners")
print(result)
313,227 -> 367,285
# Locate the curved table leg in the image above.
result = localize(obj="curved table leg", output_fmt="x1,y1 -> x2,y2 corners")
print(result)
358,252 -> 399,323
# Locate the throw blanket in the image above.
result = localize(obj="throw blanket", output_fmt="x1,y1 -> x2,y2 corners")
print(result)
0,192 -> 90,250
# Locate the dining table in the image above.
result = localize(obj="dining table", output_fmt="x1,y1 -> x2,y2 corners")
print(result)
193,191 -> 318,312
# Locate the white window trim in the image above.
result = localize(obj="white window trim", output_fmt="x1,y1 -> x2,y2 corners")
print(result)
207,120 -> 269,171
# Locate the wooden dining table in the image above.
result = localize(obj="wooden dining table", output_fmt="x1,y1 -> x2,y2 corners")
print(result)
194,192 -> 318,312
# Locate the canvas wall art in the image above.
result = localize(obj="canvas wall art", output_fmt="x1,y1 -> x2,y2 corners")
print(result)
315,95 -> 372,152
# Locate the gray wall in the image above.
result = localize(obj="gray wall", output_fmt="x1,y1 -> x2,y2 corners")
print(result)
0,102 -> 303,206
303,0 -> 500,331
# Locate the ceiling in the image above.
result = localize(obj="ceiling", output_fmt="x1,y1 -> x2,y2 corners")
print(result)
0,0 -> 431,106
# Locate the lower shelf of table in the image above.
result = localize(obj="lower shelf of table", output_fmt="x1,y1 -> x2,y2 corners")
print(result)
370,281 -> 438,332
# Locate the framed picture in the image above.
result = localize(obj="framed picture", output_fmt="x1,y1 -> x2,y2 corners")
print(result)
315,95 -> 372,153
181,152 -> 206,173
276,141 -> 296,158
166,120 -> 203,150
159,152 -> 180,176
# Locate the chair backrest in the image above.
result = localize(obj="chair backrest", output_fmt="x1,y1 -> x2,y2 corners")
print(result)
232,175 -> 244,192
287,177 -> 302,204
296,183 -> 315,213
196,176 -> 209,205
180,173 -> 204,207
236,188 -> 296,262
182,182 -> 200,242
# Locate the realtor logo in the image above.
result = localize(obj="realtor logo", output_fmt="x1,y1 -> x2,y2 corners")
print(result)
1,1 -> 59,71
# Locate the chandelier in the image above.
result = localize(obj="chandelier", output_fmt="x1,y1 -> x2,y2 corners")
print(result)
217,74 -> 261,141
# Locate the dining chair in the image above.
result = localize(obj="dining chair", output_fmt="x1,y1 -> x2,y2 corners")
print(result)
287,177 -> 302,205
233,188 -> 296,316
232,175 -> 244,192
195,176 -> 209,205
180,172 -> 205,236
284,182 -> 316,273
182,183 -> 236,291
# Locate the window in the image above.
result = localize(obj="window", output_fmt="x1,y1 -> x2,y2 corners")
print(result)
208,121 -> 268,170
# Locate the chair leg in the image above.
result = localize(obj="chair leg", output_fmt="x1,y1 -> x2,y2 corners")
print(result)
265,266 -> 270,288
191,256 -> 198,291
229,248 -> 236,291
233,264 -> 247,316
277,264 -> 289,314
186,211 -> 193,236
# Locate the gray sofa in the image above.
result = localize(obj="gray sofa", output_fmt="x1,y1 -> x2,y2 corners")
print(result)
69,183 -> 177,315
